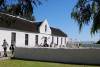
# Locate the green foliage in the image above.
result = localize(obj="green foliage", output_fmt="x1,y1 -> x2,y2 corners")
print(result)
71,0 -> 100,34
0,0 -> 4,6
0,0 -> 46,21
96,40 -> 100,44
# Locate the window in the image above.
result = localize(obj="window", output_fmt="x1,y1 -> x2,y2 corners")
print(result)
57,37 -> 58,45
61,37 -> 63,44
45,25 -> 47,32
35,35 -> 38,45
52,36 -> 54,44
25,34 -> 28,45
11,32 -> 16,43
44,37 -> 47,43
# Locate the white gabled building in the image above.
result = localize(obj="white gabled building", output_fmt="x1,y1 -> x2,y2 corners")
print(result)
0,12 -> 69,51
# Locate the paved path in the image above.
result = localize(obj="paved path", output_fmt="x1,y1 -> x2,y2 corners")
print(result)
0,52 -> 12,61
0,57 -> 10,61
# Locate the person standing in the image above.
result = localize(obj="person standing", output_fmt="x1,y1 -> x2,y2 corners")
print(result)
10,41 -> 15,55
2,39 -> 8,57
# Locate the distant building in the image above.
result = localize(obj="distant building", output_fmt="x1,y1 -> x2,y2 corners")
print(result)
0,12 -> 70,51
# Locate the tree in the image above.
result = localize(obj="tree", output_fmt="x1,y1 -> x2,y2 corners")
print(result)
96,40 -> 100,44
0,0 -> 6,11
71,0 -> 100,34
0,0 -> 45,20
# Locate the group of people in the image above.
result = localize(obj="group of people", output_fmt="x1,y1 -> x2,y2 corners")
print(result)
2,39 -> 15,57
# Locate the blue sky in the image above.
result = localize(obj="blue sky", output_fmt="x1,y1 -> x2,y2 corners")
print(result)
34,0 -> 100,42
7,0 -> 100,41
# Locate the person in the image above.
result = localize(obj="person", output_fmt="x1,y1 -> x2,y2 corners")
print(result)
43,39 -> 49,47
10,41 -> 15,55
2,39 -> 8,57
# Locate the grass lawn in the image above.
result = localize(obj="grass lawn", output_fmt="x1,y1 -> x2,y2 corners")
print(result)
0,59 -> 99,67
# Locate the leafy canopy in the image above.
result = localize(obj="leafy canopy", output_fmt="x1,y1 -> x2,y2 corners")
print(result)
96,40 -> 100,44
0,0 -> 46,20
71,0 -> 100,34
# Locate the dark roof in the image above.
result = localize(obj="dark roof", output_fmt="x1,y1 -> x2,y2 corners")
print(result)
50,27 -> 67,37
0,12 -> 67,37
0,12 -> 42,32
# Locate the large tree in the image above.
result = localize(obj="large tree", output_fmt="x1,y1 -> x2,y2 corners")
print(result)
71,0 -> 100,34
96,40 -> 100,44
0,0 -> 45,20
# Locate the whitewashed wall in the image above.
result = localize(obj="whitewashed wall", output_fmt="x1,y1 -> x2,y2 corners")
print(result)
15,47 -> 100,65
0,27 -> 36,51
0,28 -> 11,51
37,34 -> 52,47
16,32 -> 36,47
0,27 -> 68,51
39,19 -> 51,35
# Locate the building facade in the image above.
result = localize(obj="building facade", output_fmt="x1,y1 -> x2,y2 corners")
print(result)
0,12 -> 69,51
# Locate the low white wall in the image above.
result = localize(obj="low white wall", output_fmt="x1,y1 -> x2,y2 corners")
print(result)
14,47 -> 100,64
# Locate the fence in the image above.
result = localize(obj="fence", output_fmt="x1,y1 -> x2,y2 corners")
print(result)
14,47 -> 100,64
81,44 -> 100,48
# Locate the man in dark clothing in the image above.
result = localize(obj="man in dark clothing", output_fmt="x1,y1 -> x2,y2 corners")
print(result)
10,41 -> 15,55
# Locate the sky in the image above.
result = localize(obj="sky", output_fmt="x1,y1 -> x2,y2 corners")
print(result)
33,0 -> 100,42
6,0 -> 100,42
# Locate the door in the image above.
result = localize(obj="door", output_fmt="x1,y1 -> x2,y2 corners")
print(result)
11,32 -> 16,45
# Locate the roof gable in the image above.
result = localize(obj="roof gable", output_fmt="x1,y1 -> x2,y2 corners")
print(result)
39,19 -> 51,34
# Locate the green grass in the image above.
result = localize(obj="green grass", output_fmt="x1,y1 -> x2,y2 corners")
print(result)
0,59 -> 99,67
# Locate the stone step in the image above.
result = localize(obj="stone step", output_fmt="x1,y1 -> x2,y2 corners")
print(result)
0,51 -> 12,61
0,57 -> 10,61
0,51 -> 12,58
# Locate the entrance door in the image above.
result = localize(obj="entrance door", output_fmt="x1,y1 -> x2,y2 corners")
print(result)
44,37 -> 47,44
43,37 -> 48,47
11,32 -> 16,44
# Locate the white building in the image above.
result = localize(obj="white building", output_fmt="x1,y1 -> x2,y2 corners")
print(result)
0,12 -> 70,51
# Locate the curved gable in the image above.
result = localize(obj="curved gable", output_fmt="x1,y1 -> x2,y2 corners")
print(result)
39,19 -> 51,35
